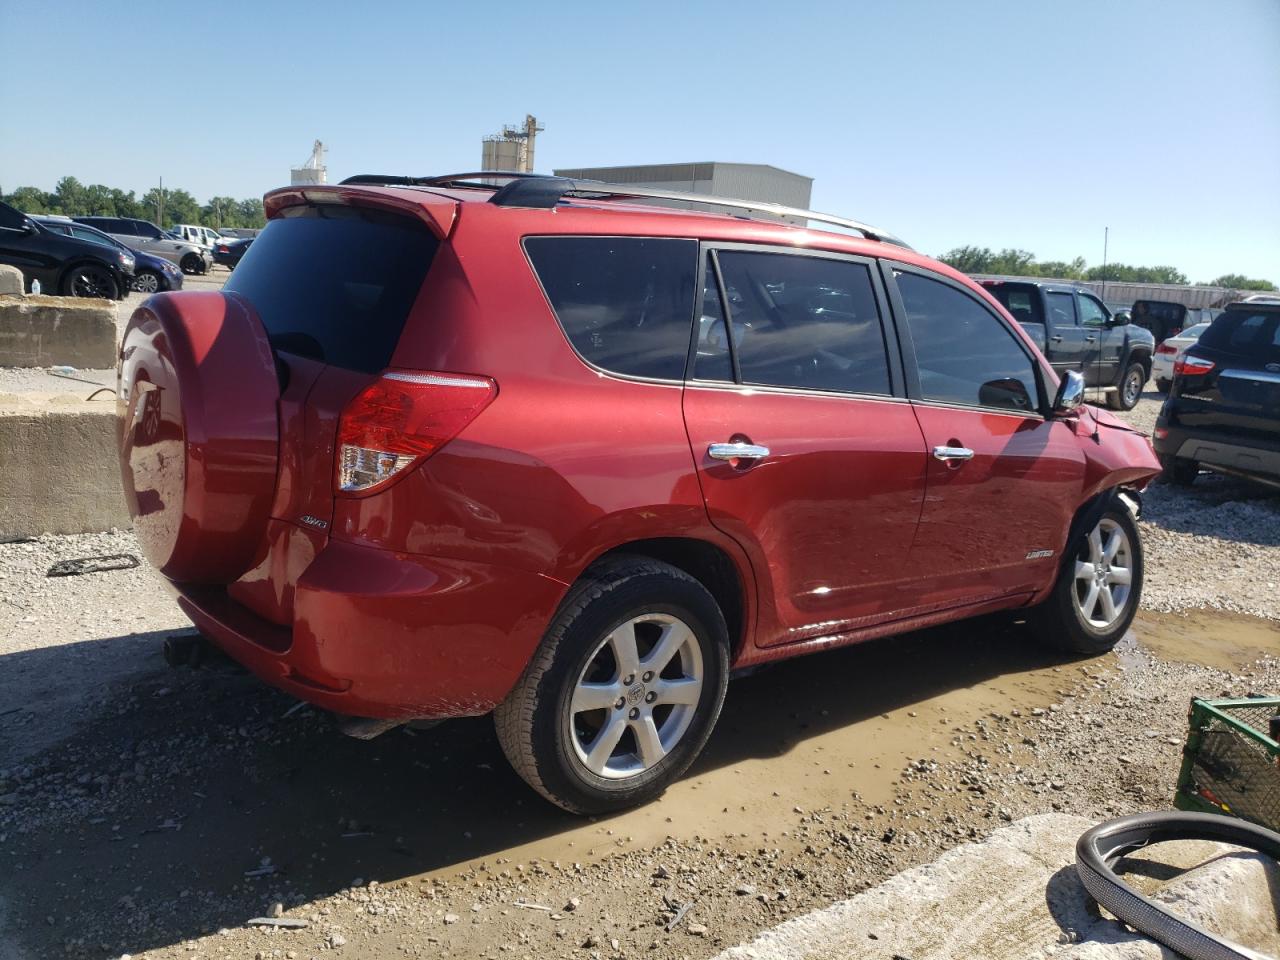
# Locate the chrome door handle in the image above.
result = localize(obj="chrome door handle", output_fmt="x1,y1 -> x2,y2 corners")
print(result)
1085,336 -> 1098,343
1050,335 -> 1064,342
708,442 -> 770,461
932,445 -> 974,462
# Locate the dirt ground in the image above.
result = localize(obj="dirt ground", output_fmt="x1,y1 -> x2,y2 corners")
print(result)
1,338 -> 1278,959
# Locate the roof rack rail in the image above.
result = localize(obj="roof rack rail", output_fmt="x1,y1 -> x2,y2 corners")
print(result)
337,171 -> 910,249
491,176 -> 910,248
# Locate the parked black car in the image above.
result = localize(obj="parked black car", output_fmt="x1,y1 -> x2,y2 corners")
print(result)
34,217 -> 184,293
1154,300 -> 1280,489
212,236 -> 253,269
977,276 -> 1155,410
0,201 -> 133,299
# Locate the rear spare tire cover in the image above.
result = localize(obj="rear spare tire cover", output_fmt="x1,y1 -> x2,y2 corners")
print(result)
118,290 -> 279,583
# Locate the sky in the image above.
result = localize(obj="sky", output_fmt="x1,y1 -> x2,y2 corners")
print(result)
1,0 -> 1277,283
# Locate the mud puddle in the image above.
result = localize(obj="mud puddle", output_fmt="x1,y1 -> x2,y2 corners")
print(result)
1134,610 -> 1279,672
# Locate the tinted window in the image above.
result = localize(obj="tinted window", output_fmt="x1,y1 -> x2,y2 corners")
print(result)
1199,310 -> 1280,362
984,283 -> 1044,325
0,202 -> 27,231
224,205 -> 438,374
91,218 -> 132,235
71,226 -> 119,249
896,271 -> 1040,413
713,251 -> 891,395
133,221 -> 164,239
694,254 -> 733,382
1045,292 -> 1076,327
526,237 -> 697,380
1078,294 -> 1108,327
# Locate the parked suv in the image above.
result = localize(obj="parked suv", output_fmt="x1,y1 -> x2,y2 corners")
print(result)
116,174 -> 1160,813
978,277 -> 1155,410
1155,299 -> 1280,488
73,216 -> 210,275
0,200 -> 133,298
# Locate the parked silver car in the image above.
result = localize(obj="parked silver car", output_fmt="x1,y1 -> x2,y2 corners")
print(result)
72,216 -> 210,275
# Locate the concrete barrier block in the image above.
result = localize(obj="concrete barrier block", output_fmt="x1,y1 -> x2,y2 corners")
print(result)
0,264 -> 22,295
0,393 -> 128,539
0,294 -> 116,368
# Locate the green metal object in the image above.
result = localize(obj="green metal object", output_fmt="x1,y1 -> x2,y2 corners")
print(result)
1174,697 -> 1280,833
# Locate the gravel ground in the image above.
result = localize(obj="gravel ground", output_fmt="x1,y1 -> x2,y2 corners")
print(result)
0,377 -> 1276,959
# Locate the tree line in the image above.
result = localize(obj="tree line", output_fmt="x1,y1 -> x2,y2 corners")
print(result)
0,176 -> 266,229
938,246 -> 1275,291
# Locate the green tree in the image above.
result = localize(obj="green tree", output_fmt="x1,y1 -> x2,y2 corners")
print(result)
1035,257 -> 1087,280
235,197 -> 266,228
1202,273 -> 1276,291
52,176 -> 88,215
939,246 -> 996,273
201,196 -> 240,228
3,186 -> 54,214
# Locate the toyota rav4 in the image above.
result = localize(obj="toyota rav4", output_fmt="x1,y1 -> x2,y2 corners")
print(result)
117,173 -> 1160,813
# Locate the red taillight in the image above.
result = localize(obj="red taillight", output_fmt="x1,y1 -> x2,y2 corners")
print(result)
1156,343 -> 1177,355
336,370 -> 496,495
1154,426 -> 1169,439
1174,356 -> 1215,376
216,244 -> 229,253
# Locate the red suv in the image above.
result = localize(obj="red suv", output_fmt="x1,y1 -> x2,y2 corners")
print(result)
117,173 -> 1160,813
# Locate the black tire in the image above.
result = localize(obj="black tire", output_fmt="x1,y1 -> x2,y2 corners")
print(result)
61,263 -> 119,300
1161,455 -> 1198,486
179,253 -> 203,275
494,556 -> 730,814
1031,501 -> 1143,655
1107,362 -> 1146,410
132,269 -> 162,294
1155,377 -> 1172,394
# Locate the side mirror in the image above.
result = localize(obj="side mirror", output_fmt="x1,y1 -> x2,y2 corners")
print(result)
1053,370 -> 1085,415
22,219 -> 36,234
1109,310 -> 1130,326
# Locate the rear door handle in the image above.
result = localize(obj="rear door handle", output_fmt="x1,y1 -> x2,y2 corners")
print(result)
932,445 -> 974,462
708,442 -> 770,461
1086,336 -> 1098,343
1050,335 -> 1064,343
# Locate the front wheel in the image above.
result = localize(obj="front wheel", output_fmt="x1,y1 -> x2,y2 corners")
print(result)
1107,362 -> 1146,410
1031,501 -> 1142,654
62,263 -> 118,300
131,269 -> 161,294
495,557 -> 730,814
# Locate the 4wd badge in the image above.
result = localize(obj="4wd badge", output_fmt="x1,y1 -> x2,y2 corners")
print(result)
300,515 -> 329,530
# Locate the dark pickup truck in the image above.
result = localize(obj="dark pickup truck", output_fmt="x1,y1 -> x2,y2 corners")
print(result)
978,277 -> 1155,410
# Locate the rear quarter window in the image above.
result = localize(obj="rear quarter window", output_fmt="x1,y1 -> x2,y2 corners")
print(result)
224,205 -> 438,374
525,237 -> 698,381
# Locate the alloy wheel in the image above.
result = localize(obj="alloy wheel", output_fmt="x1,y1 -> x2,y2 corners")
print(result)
70,266 -> 115,298
133,271 -> 160,294
1073,517 -> 1133,629
1123,368 -> 1142,406
567,613 -> 704,780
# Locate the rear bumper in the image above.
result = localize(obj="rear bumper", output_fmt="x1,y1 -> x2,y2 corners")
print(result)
171,538 -> 568,720
1153,422 -> 1280,481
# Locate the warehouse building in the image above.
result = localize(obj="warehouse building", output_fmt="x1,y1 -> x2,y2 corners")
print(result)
551,162 -> 813,219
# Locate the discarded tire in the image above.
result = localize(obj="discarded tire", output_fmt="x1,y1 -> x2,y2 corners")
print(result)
1075,810 -> 1280,960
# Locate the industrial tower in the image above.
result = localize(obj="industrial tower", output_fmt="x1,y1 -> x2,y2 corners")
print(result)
290,140 -> 328,186
481,116 -> 544,173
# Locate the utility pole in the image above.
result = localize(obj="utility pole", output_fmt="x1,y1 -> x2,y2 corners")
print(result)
157,176 -> 165,227
1100,227 -> 1109,302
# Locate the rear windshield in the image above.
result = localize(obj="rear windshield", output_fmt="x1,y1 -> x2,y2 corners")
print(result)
225,205 -> 438,373
1198,309 -> 1280,362
525,237 -> 698,380
982,283 -> 1044,325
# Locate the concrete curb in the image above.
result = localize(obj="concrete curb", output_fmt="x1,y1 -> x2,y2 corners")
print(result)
0,393 -> 127,539
0,293 -> 116,368
714,813 -> 1279,960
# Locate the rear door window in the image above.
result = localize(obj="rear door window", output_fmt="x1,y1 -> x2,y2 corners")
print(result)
709,249 -> 892,395
896,270 -> 1041,413
1045,292 -> 1077,327
224,204 -> 439,374
984,284 -> 1044,325
525,237 -> 698,381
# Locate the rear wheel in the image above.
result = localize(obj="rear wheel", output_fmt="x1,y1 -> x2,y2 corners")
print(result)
1031,502 -> 1142,654
1107,362 -> 1146,410
495,557 -> 730,814
1155,377 -> 1172,394
179,253 -> 203,275
1161,455 -> 1198,486
62,263 -> 118,300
